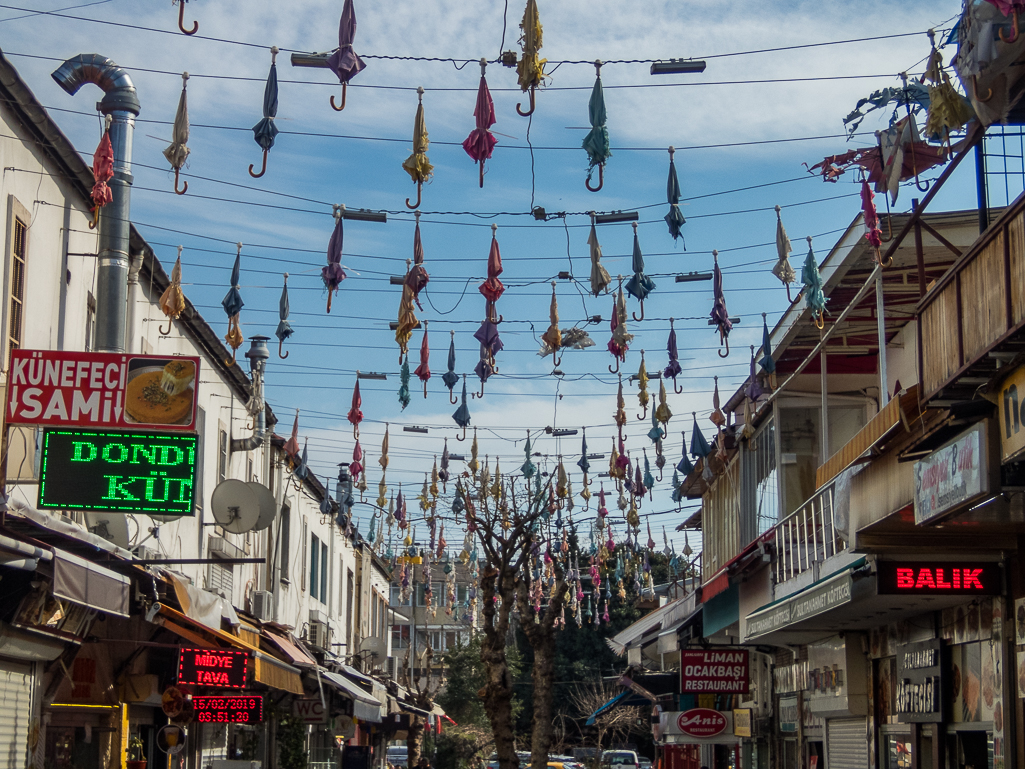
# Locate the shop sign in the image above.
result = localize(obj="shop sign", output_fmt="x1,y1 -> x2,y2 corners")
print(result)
733,709 -> 752,738
895,640 -> 945,724
38,429 -> 198,516
676,708 -> 728,738
778,696 -> 798,733
6,350 -> 200,431
914,422 -> 989,525
193,695 -> 264,724
877,562 -> 1001,596
177,648 -> 248,689
679,649 -> 749,694
744,572 -> 853,641
294,697 -> 329,725
997,364 -> 1025,461
773,661 -> 808,694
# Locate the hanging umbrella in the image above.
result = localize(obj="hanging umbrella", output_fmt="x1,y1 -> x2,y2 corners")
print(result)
642,449 -> 655,497
711,377 -> 726,430
395,258 -> 418,363
351,440 -> 364,485
479,224 -> 505,303
249,47 -> 279,178
294,439 -> 310,481
406,211 -> 430,309
283,408 -> 300,461
399,358 -> 411,410
745,347 -> 764,403
473,343 -> 494,398
453,374 -> 471,440
772,205 -> 797,301
414,321 -> 431,398
323,205 -> 348,312
861,180 -> 887,266
515,0 -> 547,117
665,146 -> 686,243
671,469 -> 683,504
710,250 -> 732,358
173,0 -> 199,34
275,273 -> 293,359
403,87 -> 433,209
582,62 -> 611,192
158,245 -> 186,336
607,277 -> 633,374
614,375 -> 627,443
443,329 -> 459,404
522,432 -> 537,479
664,318 -> 683,393
163,72 -> 190,194
690,413 -> 711,459
677,433 -> 694,477
327,0 -> 366,111
88,128 -> 114,230
625,222 -> 655,320
922,44 -> 974,146
655,378 -> 672,432
587,218 -> 612,297
440,439 -> 451,489
636,350 -> 650,420
348,377 -> 363,438
802,236 -> 827,329
648,409 -> 665,445
221,242 -> 244,364
378,424 -> 390,508
463,60 -> 498,187
759,313 -> 775,377
540,281 -> 563,363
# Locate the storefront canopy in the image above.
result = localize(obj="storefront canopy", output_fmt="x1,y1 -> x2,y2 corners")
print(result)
52,548 -> 130,617
321,669 -> 384,723
585,689 -> 652,726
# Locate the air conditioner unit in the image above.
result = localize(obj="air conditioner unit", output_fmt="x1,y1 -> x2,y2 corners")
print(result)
251,591 -> 274,622
308,619 -> 331,651
209,536 -> 244,560
739,651 -> 771,717
386,656 -> 398,680
136,545 -> 160,562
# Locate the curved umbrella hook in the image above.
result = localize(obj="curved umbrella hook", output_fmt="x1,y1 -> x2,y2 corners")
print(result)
472,381 -> 485,399
718,336 -> 730,358
637,402 -> 648,421
330,82 -> 348,112
456,424 -> 468,442
158,319 -> 173,336
632,299 -> 645,322
1000,9 -> 1020,43
972,75 -> 994,103
674,375 -> 683,395
814,312 -> 825,331
516,86 -> 536,117
173,168 -> 188,195
178,1 -> 199,35
249,149 -> 268,179
278,338 -> 289,359
585,164 -> 605,193
405,182 -> 422,210
655,465 -> 664,482
448,389 -> 458,405
88,206 -> 99,230
224,353 -> 236,368
608,358 -> 621,375
353,423 -> 359,440
552,349 -> 564,368
784,283 -> 794,303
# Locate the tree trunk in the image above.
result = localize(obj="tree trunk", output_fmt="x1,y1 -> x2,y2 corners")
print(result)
407,719 -> 424,768
480,566 -> 518,769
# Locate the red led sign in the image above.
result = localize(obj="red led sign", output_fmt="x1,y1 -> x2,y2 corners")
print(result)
193,695 -> 263,724
177,648 -> 248,689
877,562 -> 1001,596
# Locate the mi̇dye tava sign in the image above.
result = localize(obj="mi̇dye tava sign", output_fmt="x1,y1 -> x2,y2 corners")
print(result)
38,429 -> 197,515
177,648 -> 248,689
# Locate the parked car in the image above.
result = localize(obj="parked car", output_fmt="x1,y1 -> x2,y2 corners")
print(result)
639,759 -> 652,769
387,746 -> 409,769
601,750 -> 640,769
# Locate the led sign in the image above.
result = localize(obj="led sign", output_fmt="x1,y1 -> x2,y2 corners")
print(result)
177,648 -> 248,689
38,430 -> 197,516
877,562 -> 1001,596
192,695 -> 263,723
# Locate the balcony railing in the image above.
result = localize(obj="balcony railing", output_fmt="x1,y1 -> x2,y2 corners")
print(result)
773,481 -> 843,584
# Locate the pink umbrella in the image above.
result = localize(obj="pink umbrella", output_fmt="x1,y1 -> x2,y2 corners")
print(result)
351,440 -> 364,483
861,180 -> 887,266
89,130 -> 114,230
414,321 -> 431,398
327,0 -> 366,111
406,211 -> 429,310
478,224 -> 505,305
463,60 -> 498,188
348,377 -> 363,437
284,408 -> 300,459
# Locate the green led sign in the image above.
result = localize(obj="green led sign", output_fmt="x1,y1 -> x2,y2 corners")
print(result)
38,429 -> 198,515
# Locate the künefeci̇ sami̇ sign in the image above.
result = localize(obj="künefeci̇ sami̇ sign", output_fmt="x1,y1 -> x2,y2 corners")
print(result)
913,422 -> 991,525
177,648 -> 248,689
679,649 -> 749,693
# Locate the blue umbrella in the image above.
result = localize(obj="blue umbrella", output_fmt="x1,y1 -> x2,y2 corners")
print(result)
642,449 -> 655,495
677,432 -> 695,476
452,374 -> 471,441
648,411 -> 664,445
443,329 -> 459,404
521,432 -> 536,479
759,312 -> 775,375
582,62 -> 611,192
802,236 -> 827,328
222,243 -> 244,363
690,413 -> 711,459
625,222 -> 656,320
665,146 -> 686,243
275,273 -> 293,358
398,358 -> 411,411
249,47 -> 280,178
294,439 -> 310,481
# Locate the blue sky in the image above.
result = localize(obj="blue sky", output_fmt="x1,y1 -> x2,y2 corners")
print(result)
0,0 -> 977,553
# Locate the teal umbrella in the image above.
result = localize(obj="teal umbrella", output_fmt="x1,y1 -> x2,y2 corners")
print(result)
625,222 -> 655,320
582,62 -> 611,192
689,413 -> 711,459
665,147 -> 686,243
802,236 -> 827,328
275,273 -> 292,358
249,47 -> 279,178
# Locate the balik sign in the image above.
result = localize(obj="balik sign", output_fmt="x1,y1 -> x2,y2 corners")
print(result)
676,708 -> 728,738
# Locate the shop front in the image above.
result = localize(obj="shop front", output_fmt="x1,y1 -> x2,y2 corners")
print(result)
659,709 -> 741,769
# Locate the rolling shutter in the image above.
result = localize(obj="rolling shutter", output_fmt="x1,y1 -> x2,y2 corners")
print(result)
0,658 -> 33,768
826,718 -> 868,769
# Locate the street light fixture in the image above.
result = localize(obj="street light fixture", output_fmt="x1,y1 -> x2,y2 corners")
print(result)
650,59 -> 706,75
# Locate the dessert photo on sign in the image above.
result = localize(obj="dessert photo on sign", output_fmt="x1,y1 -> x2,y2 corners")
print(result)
124,357 -> 197,426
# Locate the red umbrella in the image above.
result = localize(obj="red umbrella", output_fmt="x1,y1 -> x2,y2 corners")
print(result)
861,180 -> 887,266
478,224 -> 505,304
351,439 -> 364,483
284,408 -> 300,459
89,130 -> 114,230
414,320 -> 431,398
348,377 -> 363,437
463,60 -> 498,188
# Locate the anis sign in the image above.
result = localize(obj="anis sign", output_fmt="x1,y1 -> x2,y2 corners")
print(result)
679,649 -> 749,693
676,708 -> 728,738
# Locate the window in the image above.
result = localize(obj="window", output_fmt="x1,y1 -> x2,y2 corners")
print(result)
434,581 -> 445,607
320,542 -> 328,604
753,419 -> 778,534
390,585 -> 411,607
8,217 -> 25,358
279,504 -> 291,582
445,631 -> 457,650
371,591 -> 379,635
310,534 -> 320,600
346,569 -> 355,641
391,624 -> 410,650
301,518 -> 308,589
430,631 -> 442,651
85,292 -> 96,352
218,428 -> 228,484
457,585 -> 468,605
415,584 -> 426,607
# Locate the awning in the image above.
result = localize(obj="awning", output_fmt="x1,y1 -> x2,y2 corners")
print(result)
263,629 -> 317,669
585,689 -> 651,726
607,596 -> 688,656
399,701 -> 431,718
52,549 -> 129,617
321,670 -> 384,723
253,652 -> 303,695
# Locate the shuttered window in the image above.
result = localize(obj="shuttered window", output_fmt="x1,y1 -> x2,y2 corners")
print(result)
827,718 -> 869,769
0,658 -> 33,767
8,218 -> 26,358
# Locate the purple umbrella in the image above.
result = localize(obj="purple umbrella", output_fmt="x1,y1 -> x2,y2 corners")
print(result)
463,60 -> 497,188
664,318 -> 683,394
710,250 -> 732,358
414,321 -> 431,398
323,205 -> 347,312
406,210 -> 429,310
327,0 -> 366,111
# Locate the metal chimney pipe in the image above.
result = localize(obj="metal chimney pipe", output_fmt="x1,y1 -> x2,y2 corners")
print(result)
232,336 -> 271,452
51,54 -> 140,353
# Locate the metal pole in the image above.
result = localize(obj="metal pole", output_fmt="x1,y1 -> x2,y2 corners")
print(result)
876,270 -> 889,406
976,140 -> 989,234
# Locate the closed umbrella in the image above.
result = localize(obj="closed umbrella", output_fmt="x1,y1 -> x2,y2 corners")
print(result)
284,409 -> 300,461
582,62 -> 611,192
348,377 -> 363,438
642,449 -> 655,497
861,180 -> 886,266
515,0 -> 547,117
443,329 -> 459,404
587,217 -> 612,297
540,281 -> 563,363
479,223 -> 505,303
665,146 -> 686,243
294,439 -> 310,481
802,236 -> 827,329
275,273 -> 293,359
327,0 -> 366,112
399,358 -> 411,411
414,321 -> 431,398
664,318 -> 683,394
676,433 -> 694,477
636,350 -> 649,420
89,128 -> 113,230
710,250 -> 732,357
163,72 -> 190,194
351,440 -> 364,485
406,211 -> 430,309
614,375 -> 627,443
158,245 -> 186,336
221,242 -> 244,364
403,87 -> 433,210
711,376 -> 726,429
378,424 -> 389,508
463,60 -> 498,187
745,347 -> 764,402
625,222 -> 655,320
174,0 -> 199,35
772,205 -> 796,301
249,47 -> 279,179
395,258 -> 418,363
473,342 -> 494,398
690,413 -> 711,459
521,432 -> 536,480
323,205 -> 348,312
648,409 -> 665,445
453,374 -> 471,441
607,277 -> 633,374
759,312 -> 775,377
655,378 -> 672,432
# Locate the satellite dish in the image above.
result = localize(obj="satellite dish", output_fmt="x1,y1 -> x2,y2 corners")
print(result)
360,636 -> 388,667
84,512 -> 130,549
210,479 -> 261,534
247,482 -> 276,532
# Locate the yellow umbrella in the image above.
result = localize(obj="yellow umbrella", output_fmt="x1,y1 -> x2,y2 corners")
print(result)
402,87 -> 433,209
395,258 -> 417,362
655,378 -> 672,430
541,280 -> 563,363
516,0 -> 548,116
614,375 -> 627,443
636,350 -> 650,419
159,245 -> 186,335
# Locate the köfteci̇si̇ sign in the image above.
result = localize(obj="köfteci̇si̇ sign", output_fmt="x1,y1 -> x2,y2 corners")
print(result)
38,430 -> 197,516
676,708 -> 728,738
680,649 -> 749,693
6,350 -> 200,431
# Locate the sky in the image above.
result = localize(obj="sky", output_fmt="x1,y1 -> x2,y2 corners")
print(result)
0,0 -> 982,557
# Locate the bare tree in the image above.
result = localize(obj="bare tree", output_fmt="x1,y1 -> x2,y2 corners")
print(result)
401,638 -> 444,766
569,679 -> 646,756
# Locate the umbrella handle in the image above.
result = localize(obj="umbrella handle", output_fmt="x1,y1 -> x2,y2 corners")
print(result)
879,194 -> 894,243
173,168 -> 188,195
608,358 -> 621,375
88,206 -> 100,230
423,380 -> 428,399
814,312 -> 825,331
456,425 -> 467,442
331,82 -> 348,112
158,319 -> 173,336
327,290 -> 334,314
908,140 -> 931,193
637,403 -> 647,421
406,182 -> 422,210
449,389 -> 458,405
585,164 -> 605,193
353,424 -> 360,439
718,336 -> 730,358
472,381 -> 485,399
249,150 -> 268,178
479,161 -> 485,189
516,86 -> 536,117
177,1 -> 199,35
656,466 -> 664,482
874,246 -> 893,268
1000,8 -> 1020,42
973,75 -> 994,103
632,300 -> 645,322
674,376 -> 683,395
278,339 -> 289,359
552,350 -> 563,367
785,283 -> 794,302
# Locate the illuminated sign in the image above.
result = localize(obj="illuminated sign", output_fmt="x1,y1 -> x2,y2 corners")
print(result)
676,708 -> 728,738
177,648 -> 248,689
38,430 -> 197,515
877,562 -> 1001,596
679,649 -> 749,694
192,695 -> 263,723
895,640 -> 946,723
6,350 -> 199,431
